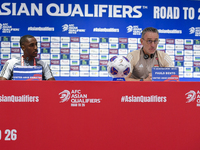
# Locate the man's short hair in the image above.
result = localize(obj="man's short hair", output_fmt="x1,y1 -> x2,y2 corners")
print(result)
20,35 -> 34,48
141,27 -> 159,38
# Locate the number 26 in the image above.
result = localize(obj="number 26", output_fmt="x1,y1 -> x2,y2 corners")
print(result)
5,129 -> 17,141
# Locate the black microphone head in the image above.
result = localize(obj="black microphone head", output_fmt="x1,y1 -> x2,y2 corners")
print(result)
144,54 -> 149,59
150,54 -> 154,58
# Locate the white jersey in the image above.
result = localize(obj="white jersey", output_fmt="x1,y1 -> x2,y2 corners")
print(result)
0,57 -> 54,80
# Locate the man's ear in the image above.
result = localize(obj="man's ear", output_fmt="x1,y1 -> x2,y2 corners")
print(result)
21,45 -> 25,52
140,38 -> 143,45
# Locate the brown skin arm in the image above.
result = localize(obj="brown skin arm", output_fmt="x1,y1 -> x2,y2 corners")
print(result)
47,77 -> 55,80
0,77 -> 7,80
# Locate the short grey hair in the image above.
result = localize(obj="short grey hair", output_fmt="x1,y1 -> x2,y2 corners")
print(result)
141,27 -> 159,38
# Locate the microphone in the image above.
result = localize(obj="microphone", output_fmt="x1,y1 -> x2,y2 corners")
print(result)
156,57 -> 160,67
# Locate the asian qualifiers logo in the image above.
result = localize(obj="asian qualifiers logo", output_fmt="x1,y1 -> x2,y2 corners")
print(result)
62,24 -> 85,34
185,90 -> 196,103
185,90 -> 200,106
62,24 -> 68,32
189,27 -> 200,36
0,23 -> 20,33
127,25 -> 142,35
189,27 -> 195,34
59,90 -> 70,103
59,89 -> 102,107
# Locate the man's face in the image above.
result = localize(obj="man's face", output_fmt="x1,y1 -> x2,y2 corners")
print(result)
140,31 -> 159,55
21,37 -> 38,59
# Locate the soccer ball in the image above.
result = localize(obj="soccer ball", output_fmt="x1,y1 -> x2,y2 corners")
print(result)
107,55 -> 131,78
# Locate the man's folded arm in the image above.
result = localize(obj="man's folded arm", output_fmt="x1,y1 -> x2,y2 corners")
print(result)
0,77 -> 7,80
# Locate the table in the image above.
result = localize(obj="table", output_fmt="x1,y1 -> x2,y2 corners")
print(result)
0,81 -> 200,150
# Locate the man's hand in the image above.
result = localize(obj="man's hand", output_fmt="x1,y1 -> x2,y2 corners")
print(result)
144,73 -> 152,81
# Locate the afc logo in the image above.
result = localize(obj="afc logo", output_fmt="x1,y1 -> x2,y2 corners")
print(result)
185,90 -> 200,106
59,90 -> 71,103
58,90 -> 83,103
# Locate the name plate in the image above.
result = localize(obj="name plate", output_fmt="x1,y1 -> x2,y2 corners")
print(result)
13,66 -> 42,81
113,78 -> 125,81
152,67 -> 179,82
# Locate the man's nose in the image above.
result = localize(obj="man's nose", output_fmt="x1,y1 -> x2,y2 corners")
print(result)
34,44 -> 38,49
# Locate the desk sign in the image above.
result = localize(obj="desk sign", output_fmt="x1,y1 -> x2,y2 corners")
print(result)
113,78 -> 125,81
13,66 -> 42,81
152,67 -> 179,82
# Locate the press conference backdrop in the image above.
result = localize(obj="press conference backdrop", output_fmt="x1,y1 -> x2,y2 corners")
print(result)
0,0 -> 200,81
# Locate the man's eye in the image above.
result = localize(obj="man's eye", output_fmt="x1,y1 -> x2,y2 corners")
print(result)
30,44 -> 36,47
